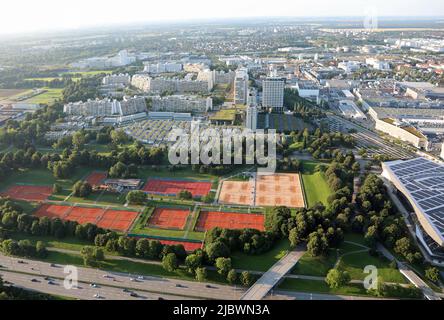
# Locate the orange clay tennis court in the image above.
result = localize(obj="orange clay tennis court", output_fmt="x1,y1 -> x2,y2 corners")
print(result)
218,180 -> 254,206
255,173 -> 305,208
143,238 -> 203,252
0,185 -> 53,202
35,204 -> 139,232
143,178 -> 212,197
85,172 -> 107,186
195,211 -> 265,231
147,208 -> 190,230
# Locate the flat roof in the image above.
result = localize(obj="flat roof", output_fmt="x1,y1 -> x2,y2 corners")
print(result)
383,157 -> 444,246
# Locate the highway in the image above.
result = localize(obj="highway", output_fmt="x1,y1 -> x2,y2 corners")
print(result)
0,254 -> 244,300
0,270 -> 190,300
240,246 -> 306,300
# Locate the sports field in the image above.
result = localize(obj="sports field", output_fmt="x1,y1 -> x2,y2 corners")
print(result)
35,204 -> 139,232
218,180 -> 254,206
255,173 -> 305,208
147,207 -> 190,230
143,178 -> 212,197
218,173 -> 305,208
143,238 -> 203,252
0,185 -> 53,202
195,211 -> 265,231
85,172 -> 107,186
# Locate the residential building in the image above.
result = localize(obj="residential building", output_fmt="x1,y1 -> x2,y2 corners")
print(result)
151,95 -> 212,113
246,105 -> 258,131
234,68 -> 249,105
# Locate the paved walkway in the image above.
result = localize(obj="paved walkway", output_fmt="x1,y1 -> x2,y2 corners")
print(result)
240,246 -> 306,300
377,244 -> 441,300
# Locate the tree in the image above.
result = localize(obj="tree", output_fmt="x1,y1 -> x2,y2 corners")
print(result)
126,190 -> 147,205
288,228 -> 301,248
215,257 -> 232,276
177,190 -> 193,200
205,241 -> 230,262
185,254 -> 202,274
162,253 -> 178,272
72,181 -> 92,198
53,183 -> 62,194
72,131 -> 86,149
307,231 -> 329,257
325,269 -> 351,289
227,269 -> 237,284
425,267 -> 440,283
110,130 -> 128,145
240,271 -> 254,287
195,267 -> 207,282
80,246 -> 104,267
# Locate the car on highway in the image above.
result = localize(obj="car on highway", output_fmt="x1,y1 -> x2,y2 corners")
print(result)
17,260 -> 26,264
47,280 -> 55,285
129,278 -> 138,282
175,284 -> 186,288
137,276 -> 144,280
30,278 -> 40,283
205,284 -> 216,289
93,294 -> 102,299
102,274 -> 113,279
130,292 -> 139,298
50,263 -> 57,268
122,288 -> 130,293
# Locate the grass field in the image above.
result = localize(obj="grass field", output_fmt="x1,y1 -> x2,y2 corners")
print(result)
290,233 -> 407,284
299,160 -> 331,207
23,88 -> 63,104
231,240 -> 290,272
62,70 -> 113,76
0,89 -> 29,101
42,250 -> 243,287
24,77 -> 81,82
278,278 -> 370,296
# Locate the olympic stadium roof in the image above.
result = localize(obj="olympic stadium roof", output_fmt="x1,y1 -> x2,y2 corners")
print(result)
382,157 -> 444,246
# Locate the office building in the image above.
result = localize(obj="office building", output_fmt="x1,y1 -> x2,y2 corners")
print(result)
262,77 -> 285,111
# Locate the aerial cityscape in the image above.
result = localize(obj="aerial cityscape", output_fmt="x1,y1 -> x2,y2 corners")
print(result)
0,0 -> 444,309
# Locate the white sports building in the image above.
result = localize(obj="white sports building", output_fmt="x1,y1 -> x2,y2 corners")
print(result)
382,157 -> 444,264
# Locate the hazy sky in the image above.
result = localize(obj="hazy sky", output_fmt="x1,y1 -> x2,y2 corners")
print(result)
1,0 -> 443,35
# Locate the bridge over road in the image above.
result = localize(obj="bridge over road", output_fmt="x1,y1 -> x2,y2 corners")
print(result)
240,246 -> 305,300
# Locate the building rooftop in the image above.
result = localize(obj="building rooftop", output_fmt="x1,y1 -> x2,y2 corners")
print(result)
383,157 -> 444,246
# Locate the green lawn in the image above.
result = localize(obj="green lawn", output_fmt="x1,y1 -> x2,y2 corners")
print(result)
42,251 -> 242,287
291,251 -> 337,277
231,239 -> 290,272
279,278 -> 369,296
24,88 -> 63,104
9,233 -> 91,252
298,160 -> 332,207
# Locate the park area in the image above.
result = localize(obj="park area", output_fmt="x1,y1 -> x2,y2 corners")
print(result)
194,210 -> 265,232
35,204 -> 139,232
0,185 -> 53,202
147,207 -> 190,230
143,178 -> 212,197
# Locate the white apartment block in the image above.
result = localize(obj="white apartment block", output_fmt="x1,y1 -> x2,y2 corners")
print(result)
131,75 -> 209,94
366,58 -> 391,70
64,96 -> 146,117
102,74 -> 131,86
338,61 -> 361,73
246,105 -> 258,131
262,77 -> 285,111
234,68 -> 249,105
143,62 -> 183,74
151,95 -> 212,113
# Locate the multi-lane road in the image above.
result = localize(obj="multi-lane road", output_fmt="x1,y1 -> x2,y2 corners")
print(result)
0,254 -> 244,300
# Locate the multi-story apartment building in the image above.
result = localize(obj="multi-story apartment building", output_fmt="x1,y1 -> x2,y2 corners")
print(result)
151,95 -> 212,113
63,96 -> 146,117
234,68 -> 249,105
262,77 -> 285,112
131,75 -> 209,94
